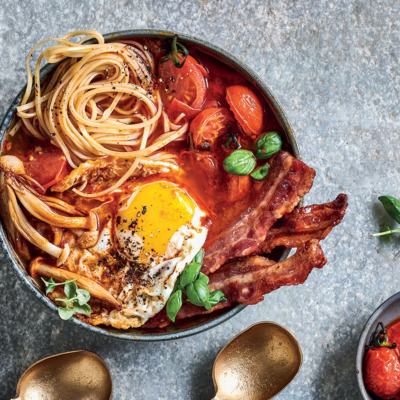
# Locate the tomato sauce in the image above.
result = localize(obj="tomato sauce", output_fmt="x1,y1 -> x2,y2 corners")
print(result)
2,37 -> 289,264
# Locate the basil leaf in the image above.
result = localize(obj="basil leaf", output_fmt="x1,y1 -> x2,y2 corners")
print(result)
185,283 -> 203,307
193,248 -> 204,264
255,131 -> 283,159
72,302 -> 91,316
378,195 -> 400,224
166,289 -> 183,322
380,225 -> 392,242
64,281 -> 78,299
76,288 -> 91,305
171,276 -> 182,295
186,279 -> 210,307
58,307 -> 75,320
250,164 -> 269,180
223,150 -> 256,175
209,291 -> 227,306
197,272 -> 209,284
42,277 -> 56,294
180,262 -> 202,287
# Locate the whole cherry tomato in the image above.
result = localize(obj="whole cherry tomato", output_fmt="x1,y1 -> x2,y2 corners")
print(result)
364,322 -> 400,399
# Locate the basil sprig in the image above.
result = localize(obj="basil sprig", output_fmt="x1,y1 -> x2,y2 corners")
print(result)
42,278 -> 91,320
373,195 -> 400,241
222,131 -> 283,181
166,249 -> 227,322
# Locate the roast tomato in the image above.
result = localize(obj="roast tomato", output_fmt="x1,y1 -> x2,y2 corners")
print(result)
16,142 -> 69,190
190,107 -> 233,149
187,55 -> 208,78
364,347 -> 400,399
159,57 -> 207,119
226,85 -> 264,137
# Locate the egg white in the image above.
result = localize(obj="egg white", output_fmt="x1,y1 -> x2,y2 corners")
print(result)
65,183 -> 208,329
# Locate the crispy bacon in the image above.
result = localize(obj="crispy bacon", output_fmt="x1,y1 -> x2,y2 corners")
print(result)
143,239 -> 326,329
202,151 -> 316,275
259,194 -> 348,254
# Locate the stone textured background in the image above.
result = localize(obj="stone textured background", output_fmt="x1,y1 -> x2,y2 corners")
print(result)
1,1 -> 399,399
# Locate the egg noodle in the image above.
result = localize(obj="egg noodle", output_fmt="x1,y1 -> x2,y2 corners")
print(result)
9,30 -> 188,197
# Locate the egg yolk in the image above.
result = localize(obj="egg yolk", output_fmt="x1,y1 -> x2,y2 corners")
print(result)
116,181 -> 196,263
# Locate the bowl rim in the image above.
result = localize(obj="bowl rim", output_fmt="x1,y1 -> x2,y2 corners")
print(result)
0,29 -> 299,341
356,291 -> 400,398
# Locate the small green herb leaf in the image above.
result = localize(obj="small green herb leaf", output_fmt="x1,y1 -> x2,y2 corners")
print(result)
72,302 -> 92,316
166,289 -> 183,322
379,195 -> 400,224
185,283 -> 202,307
58,307 -> 75,320
76,289 -> 91,305
209,291 -> 227,307
186,279 -> 210,307
197,272 -> 209,285
193,248 -> 204,264
180,262 -> 202,287
171,276 -> 182,295
250,164 -> 269,180
42,277 -> 56,294
255,131 -> 283,159
64,281 -> 78,299
223,149 -> 256,175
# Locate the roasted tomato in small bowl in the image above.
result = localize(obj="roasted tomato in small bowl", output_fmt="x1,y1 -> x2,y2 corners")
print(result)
357,293 -> 400,399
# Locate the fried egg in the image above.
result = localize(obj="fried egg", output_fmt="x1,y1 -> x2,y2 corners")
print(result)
68,180 -> 208,329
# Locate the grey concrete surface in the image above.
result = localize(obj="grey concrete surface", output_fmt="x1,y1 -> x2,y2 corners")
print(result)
1,0 -> 399,399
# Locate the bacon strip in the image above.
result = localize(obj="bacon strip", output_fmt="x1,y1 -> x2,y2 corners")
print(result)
259,194 -> 348,254
143,239 -> 326,329
202,151 -> 316,275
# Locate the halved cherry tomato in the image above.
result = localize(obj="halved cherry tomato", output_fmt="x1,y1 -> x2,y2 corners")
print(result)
190,107 -> 234,149
187,55 -> 208,78
159,57 -> 207,119
168,98 -> 201,119
15,142 -> 69,190
226,85 -> 264,137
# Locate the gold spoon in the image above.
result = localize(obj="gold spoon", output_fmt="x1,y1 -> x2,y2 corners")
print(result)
212,322 -> 302,400
11,350 -> 112,400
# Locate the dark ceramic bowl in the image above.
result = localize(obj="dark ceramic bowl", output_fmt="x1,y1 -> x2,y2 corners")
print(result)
356,292 -> 400,399
0,30 -> 299,341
